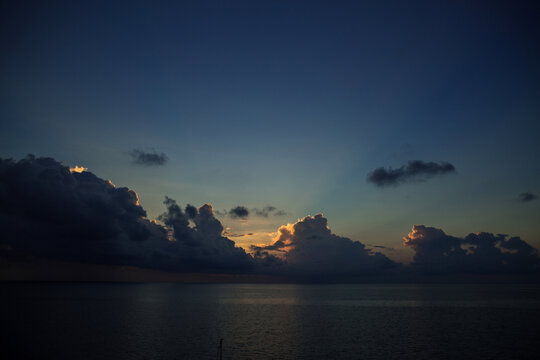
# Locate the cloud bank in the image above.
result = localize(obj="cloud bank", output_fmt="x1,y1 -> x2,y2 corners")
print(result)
0,155 -> 251,273
404,225 -> 540,274
367,160 -> 455,187
130,149 -> 168,166
1,155 -> 538,281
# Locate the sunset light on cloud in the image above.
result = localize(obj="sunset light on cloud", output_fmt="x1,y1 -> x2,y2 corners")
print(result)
69,165 -> 87,173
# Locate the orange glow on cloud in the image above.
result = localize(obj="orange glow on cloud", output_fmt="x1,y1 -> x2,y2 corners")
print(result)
69,165 -> 87,173
261,215 -> 330,253
131,190 -> 140,206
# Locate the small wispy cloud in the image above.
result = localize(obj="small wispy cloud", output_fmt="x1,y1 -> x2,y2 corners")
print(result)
130,149 -> 168,166
519,192 -> 538,202
253,206 -> 287,217
219,206 -> 287,219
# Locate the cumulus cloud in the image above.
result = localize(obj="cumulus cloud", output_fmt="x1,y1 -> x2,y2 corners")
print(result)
156,199 -> 253,272
2,155 -> 538,281
403,225 -> 540,274
367,160 -> 455,187
0,155 -> 251,273
130,149 -> 168,166
252,214 -> 397,278
519,192 -> 537,202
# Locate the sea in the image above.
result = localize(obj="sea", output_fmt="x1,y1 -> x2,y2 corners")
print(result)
1,283 -> 539,360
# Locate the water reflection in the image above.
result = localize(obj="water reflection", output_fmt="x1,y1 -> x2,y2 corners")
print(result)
1,283 -> 539,359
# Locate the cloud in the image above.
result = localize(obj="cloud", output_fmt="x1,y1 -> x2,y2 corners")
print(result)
157,199 -> 253,272
130,149 -> 168,166
252,214 -> 397,279
403,225 -> 540,274
213,209 -> 228,217
229,206 -> 249,219
224,232 -> 254,238
367,160 -> 455,187
519,192 -> 538,202
220,205 -> 286,218
0,155 -> 251,273
253,206 -> 276,217
2,155 -> 538,281
367,244 -> 395,251
184,204 -> 198,219
253,206 -> 287,217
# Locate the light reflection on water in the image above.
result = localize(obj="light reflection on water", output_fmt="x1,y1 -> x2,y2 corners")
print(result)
1,283 -> 539,359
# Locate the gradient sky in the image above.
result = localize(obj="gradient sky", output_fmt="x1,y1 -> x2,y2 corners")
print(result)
1,0 -> 539,263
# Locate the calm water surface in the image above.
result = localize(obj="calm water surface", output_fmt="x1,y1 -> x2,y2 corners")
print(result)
1,283 -> 539,359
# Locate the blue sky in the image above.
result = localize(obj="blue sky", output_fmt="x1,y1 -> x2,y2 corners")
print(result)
1,0 -> 539,263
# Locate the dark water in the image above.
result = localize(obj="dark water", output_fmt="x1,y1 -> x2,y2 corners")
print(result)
1,283 -> 539,360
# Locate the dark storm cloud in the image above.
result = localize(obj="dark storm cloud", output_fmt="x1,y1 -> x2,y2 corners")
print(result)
403,225 -> 540,274
367,160 -> 455,187
0,155 -> 251,273
519,192 -> 538,202
229,206 -> 249,219
130,149 -> 168,166
252,214 -> 397,279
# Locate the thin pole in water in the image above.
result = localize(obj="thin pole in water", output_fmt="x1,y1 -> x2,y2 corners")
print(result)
218,338 -> 223,360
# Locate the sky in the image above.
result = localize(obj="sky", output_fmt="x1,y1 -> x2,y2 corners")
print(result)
1,0 -> 539,280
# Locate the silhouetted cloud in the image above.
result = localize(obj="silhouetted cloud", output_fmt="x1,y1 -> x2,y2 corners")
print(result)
403,225 -> 540,274
184,204 -> 198,219
0,155 -> 251,273
229,206 -> 249,219
519,192 -> 538,202
252,214 -> 397,279
367,160 -> 455,187
2,155 -> 538,281
157,199 -> 253,272
130,149 -> 168,166
224,205 -> 286,219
